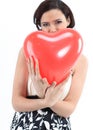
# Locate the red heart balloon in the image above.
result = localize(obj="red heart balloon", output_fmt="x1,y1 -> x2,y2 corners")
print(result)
23,28 -> 83,84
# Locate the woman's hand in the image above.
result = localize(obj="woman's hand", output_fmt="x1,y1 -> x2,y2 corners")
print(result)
44,76 -> 70,107
27,57 -> 50,98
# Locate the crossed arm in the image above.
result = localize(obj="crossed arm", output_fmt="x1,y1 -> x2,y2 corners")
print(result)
12,48 -> 88,117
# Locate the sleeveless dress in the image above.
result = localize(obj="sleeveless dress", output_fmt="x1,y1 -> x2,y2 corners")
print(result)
10,76 -> 72,130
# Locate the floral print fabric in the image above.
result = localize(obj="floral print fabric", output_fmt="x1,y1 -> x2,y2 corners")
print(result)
10,96 -> 71,130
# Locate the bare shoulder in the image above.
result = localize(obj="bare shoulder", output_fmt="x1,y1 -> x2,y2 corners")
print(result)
15,47 -> 28,74
73,54 -> 88,73
77,54 -> 88,65
17,47 -> 27,62
73,54 -> 88,81
18,47 -> 25,58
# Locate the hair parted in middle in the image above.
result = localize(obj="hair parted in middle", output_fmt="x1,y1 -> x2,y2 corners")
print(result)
33,0 -> 75,30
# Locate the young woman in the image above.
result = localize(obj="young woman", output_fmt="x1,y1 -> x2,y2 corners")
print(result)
10,0 -> 88,130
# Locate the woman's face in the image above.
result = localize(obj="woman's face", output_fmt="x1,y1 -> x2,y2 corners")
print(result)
40,9 -> 70,33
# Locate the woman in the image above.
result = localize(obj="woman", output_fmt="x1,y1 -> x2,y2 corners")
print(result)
10,0 -> 88,130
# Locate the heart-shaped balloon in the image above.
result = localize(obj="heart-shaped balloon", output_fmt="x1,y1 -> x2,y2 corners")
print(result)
23,28 -> 83,84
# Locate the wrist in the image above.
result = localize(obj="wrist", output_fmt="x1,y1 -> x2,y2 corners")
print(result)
39,98 -> 48,108
37,91 -> 45,99
43,97 -> 54,108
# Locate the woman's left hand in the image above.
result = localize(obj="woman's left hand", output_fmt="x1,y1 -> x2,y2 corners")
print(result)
27,57 -> 50,98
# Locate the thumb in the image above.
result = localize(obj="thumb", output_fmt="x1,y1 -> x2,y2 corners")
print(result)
51,81 -> 57,87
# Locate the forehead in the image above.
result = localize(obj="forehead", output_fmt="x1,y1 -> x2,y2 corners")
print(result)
41,9 -> 66,22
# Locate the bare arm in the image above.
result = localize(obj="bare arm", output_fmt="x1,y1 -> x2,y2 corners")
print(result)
12,48 -> 62,112
12,48 -> 47,112
12,48 -> 70,112
49,55 -> 88,117
12,49 -> 88,117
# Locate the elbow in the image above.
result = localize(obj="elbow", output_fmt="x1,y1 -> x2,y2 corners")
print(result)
63,104 -> 76,118
12,103 -> 18,112
63,110 -> 74,118
12,98 -> 19,112
12,96 -> 23,112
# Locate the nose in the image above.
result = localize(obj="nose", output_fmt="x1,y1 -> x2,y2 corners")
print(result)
48,24 -> 57,33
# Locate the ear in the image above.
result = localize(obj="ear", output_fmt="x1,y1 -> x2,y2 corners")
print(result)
67,17 -> 71,27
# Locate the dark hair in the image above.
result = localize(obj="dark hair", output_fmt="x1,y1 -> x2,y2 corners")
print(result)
33,0 -> 75,30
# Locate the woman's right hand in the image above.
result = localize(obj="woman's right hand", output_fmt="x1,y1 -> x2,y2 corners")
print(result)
27,57 -> 50,98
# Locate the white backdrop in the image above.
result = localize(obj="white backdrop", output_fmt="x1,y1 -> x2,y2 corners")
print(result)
0,0 -> 92,129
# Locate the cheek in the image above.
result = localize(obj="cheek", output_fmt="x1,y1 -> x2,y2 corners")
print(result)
42,28 -> 49,33
58,24 -> 68,30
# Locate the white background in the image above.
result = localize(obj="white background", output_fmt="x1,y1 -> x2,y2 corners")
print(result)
0,0 -> 92,129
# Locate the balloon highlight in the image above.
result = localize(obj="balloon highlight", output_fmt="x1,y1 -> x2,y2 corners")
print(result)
23,28 -> 83,84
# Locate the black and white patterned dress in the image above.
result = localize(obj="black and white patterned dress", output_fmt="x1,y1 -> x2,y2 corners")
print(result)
10,76 -> 72,130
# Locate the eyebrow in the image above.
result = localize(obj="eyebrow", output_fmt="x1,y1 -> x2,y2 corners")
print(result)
41,22 -> 48,24
41,19 -> 62,24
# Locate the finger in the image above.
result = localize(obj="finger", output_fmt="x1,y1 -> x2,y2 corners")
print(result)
51,81 -> 57,87
27,58 -> 31,73
27,58 -> 33,75
30,57 -> 35,75
43,78 -> 48,83
43,78 -> 49,86
35,58 -> 41,78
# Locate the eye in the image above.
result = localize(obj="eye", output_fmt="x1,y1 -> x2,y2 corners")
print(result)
55,20 -> 62,25
41,22 -> 50,27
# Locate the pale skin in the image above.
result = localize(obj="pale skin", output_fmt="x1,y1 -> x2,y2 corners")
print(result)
12,9 -> 88,118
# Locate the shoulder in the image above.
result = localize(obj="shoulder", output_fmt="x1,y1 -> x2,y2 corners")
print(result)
75,54 -> 88,70
18,47 -> 25,57
72,54 -> 88,80
15,47 -> 28,70
17,47 -> 27,62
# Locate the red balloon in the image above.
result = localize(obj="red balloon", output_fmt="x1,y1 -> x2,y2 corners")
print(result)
23,28 -> 83,84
